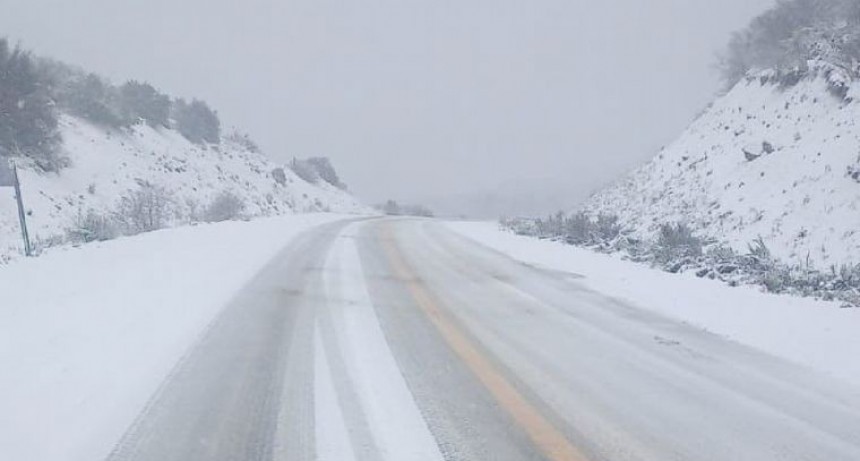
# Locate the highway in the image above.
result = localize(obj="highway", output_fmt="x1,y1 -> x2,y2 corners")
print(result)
106,218 -> 860,461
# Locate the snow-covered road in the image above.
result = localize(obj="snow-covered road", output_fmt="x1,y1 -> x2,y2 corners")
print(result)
101,218 -> 860,461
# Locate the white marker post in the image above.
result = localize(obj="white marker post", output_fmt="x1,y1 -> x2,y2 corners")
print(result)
0,160 -> 32,256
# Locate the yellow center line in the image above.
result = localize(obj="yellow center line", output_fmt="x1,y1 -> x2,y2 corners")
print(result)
379,224 -> 590,461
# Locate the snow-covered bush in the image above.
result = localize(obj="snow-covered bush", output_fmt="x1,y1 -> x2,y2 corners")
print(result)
115,183 -> 174,234
66,210 -> 119,243
271,167 -> 287,186
848,163 -> 860,182
203,191 -> 245,223
563,212 -> 592,244
525,212 -> 625,247
501,214 -> 860,306
721,0 -> 860,92
653,223 -> 705,269
499,217 -> 538,236
594,213 -> 622,242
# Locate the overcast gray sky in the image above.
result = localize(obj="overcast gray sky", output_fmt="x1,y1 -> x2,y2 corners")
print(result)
0,0 -> 774,213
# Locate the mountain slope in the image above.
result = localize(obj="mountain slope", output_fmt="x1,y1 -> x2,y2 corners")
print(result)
0,114 -> 367,259
584,74 -> 860,266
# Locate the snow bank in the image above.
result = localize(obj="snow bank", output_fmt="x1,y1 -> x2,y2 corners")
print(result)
446,221 -> 860,387
0,213 -> 349,461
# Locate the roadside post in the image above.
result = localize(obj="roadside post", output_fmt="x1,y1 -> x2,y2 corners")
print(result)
0,160 -> 32,256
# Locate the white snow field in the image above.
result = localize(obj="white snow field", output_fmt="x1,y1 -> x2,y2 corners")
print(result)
584,75 -> 860,266
0,213 -> 351,461
0,114 -> 368,262
446,221 -> 860,387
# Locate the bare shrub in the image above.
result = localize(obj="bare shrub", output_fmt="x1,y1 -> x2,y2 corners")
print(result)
594,213 -> 622,242
562,212 -> 592,244
499,217 -> 538,236
653,223 -> 704,269
30,234 -> 67,255
203,191 -> 245,222
115,183 -> 173,234
66,210 -> 119,243
535,212 -> 565,239
746,236 -> 774,270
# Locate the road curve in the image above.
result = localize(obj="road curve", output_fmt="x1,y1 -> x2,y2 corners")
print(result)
106,217 -> 860,461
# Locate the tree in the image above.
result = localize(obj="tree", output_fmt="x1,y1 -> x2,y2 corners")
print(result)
720,0 -> 860,88
289,157 -> 347,189
289,158 -> 320,183
173,98 -> 220,144
63,73 -> 122,127
118,80 -> 170,127
0,39 -> 61,170
306,157 -> 346,189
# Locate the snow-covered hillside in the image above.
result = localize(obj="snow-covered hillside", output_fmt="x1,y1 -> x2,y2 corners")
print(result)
0,114 -> 367,259
585,75 -> 860,266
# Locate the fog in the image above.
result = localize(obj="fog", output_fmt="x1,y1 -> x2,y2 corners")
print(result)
0,0 -> 773,216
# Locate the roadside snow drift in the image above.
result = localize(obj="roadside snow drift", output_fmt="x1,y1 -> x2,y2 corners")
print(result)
447,221 -> 860,388
0,213 -> 350,461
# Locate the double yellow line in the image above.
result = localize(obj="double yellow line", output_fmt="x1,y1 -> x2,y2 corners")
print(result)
380,224 -> 589,461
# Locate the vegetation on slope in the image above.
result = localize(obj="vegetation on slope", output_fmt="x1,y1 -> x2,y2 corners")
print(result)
721,0 -> 860,92
0,38 -> 223,171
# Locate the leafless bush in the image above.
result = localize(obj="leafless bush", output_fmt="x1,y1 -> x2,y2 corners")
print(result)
594,213 -> 622,242
499,217 -> 537,236
563,212 -> 592,244
25,234 -> 65,256
653,223 -> 704,269
115,183 -> 173,234
520,211 -> 625,246
66,210 -> 119,243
